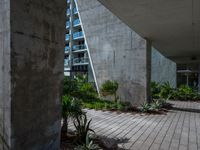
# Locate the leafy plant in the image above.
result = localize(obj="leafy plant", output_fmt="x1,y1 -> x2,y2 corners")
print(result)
150,100 -> 162,111
140,102 -> 150,113
62,95 -> 83,135
74,114 -> 95,144
80,83 -> 97,98
63,76 -> 80,97
159,82 -> 174,99
101,80 -> 119,102
75,133 -> 101,150
151,81 -> 161,99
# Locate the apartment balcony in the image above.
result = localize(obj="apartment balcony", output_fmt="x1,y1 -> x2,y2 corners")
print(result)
73,31 -> 84,40
65,34 -> 70,41
72,57 -> 89,65
66,21 -> 70,29
67,9 -> 70,16
74,7 -> 78,14
72,44 -> 87,52
64,59 -> 70,67
65,46 -> 70,53
73,19 -> 80,27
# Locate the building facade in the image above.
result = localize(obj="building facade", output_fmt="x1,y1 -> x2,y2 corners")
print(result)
65,0 -> 94,82
66,0 -> 177,105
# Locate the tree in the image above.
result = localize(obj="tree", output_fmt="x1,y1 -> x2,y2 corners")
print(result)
62,95 -> 83,136
101,80 -> 119,102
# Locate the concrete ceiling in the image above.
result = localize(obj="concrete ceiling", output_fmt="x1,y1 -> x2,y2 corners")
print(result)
98,0 -> 200,63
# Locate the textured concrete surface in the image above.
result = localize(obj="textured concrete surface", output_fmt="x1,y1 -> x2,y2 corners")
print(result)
69,101 -> 200,150
0,0 -> 11,149
0,0 -> 66,149
152,48 -> 177,87
98,0 -> 200,64
77,0 -> 149,106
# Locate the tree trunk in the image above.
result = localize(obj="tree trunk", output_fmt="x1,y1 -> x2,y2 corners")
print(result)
62,116 -> 68,136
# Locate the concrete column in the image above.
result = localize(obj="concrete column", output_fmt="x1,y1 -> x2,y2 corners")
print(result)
146,39 -> 152,103
198,65 -> 200,92
0,0 -> 66,149
69,0 -> 75,78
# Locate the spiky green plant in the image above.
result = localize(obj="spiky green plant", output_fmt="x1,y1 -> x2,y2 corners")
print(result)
141,102 -> 150,113
75,133 -> 101,150
150,100 -> 162,111
74,114 -> 95,144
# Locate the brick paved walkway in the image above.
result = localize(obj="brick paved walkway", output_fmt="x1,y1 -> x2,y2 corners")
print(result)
69,101 -> 200,150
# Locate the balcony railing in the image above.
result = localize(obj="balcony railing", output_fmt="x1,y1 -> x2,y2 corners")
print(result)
73,31 -> 83,39
74,8 -> 78,14
66,34 -> 70,41
65,46 -> 70,52
73,44 -> 86,51
67,9 -> 70,16
73,57 -> 89,65
66,21 -> 70,29
64,59 -> 69,67
73,19 -> 80,27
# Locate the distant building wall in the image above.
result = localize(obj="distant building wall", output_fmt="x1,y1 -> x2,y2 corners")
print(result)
151,48 -> 177,87
77,0 -> 149,106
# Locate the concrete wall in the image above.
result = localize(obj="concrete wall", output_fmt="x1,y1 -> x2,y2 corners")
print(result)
0,0 -> 11,149
77,0 -> 149,106
151,48 -> 177,87
0,0 -> 66,149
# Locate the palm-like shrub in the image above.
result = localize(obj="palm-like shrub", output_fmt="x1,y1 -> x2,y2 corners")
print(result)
176,85 -> 200,100
101,80 -> 118,102
80,83 -> 97,99
159,82 -> 174,99
63,76 -> 79,96
151,81 -> 161,99
62,95 -> 83,135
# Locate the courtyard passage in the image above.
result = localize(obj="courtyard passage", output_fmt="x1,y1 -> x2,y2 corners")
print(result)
69,101 -> 200,150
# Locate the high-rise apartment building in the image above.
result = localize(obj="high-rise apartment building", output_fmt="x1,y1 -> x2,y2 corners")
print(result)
64,0 -> 92,80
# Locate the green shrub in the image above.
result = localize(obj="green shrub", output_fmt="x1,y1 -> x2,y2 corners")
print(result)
159,82 -> 174,99
151,81 -> 161,99
175,85 -> 200,101
75,133 -> 101,150
63,76 -> 79,96
141,103 -> 150,113
101,80 -> 118,102
150,100 -> 162,111
151,81 -> 200,101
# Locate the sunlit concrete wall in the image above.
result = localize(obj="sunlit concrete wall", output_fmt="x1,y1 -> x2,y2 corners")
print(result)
151,48 -> 177,87
77,0 -> 150,106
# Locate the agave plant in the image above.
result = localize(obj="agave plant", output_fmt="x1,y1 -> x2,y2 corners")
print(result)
75,133 -> 101,150
140,102 -> 150,113
74,114 -> 95,144
150,100 -> 162,111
